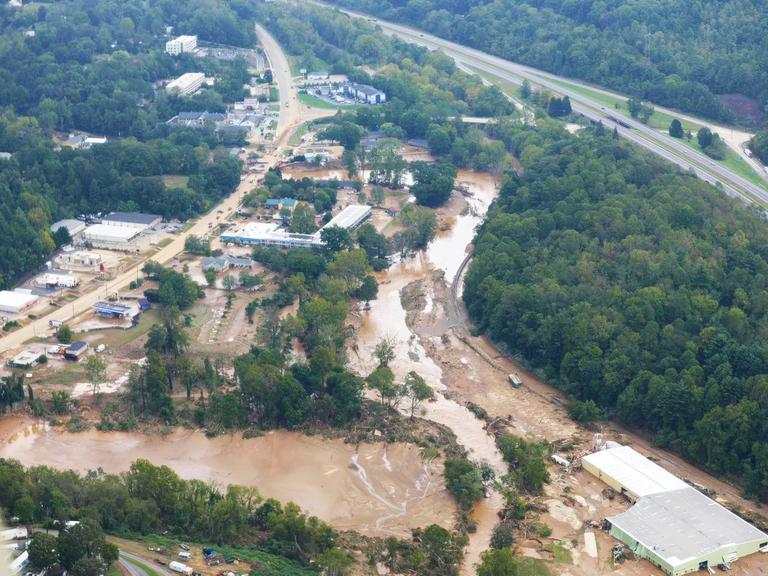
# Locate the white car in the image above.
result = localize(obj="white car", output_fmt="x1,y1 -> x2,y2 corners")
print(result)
95,344 -> 107,353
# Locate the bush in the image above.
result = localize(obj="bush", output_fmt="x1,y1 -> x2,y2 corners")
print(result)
490,522 -> 514,549
56,325 -> 73,344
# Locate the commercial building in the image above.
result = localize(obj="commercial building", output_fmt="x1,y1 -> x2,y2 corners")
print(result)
221,222 -> 322,249
222,205 -> 371,249
0,290 -> 38,315
166,72 -> 205,96
9,350 -> 40,369
64,341 -> 88,360
51,219 -> 86,238
201,255 -> 253,273
324,204 -> 371,230
584,445 -> 768,575
82,224 -> 140,250
91,301 -> 134,319
55,250 -> 103,271
34,271 -> 79,289
165,34 -> 197,55
343,83 -> 386,105
101,212 -> 162,230
265,198 -> 297,212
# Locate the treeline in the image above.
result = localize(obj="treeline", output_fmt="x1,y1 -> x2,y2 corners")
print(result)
464,121 -> 768,501
326,0 -> 768,124
1,0 -> 254,138
0,458 -> 339,573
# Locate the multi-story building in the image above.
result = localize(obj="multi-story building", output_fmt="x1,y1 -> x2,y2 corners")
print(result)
165,35 -> 198,55
166,72 -> 205,96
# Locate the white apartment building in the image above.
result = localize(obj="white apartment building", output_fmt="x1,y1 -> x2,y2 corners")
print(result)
165,35 -> 198,55
166,72 -> 205,96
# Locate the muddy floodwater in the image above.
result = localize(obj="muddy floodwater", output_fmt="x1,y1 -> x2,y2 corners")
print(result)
0,420 -> 455,537
351,170 -> 504,574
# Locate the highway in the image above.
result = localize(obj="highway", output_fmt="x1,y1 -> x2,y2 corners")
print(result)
0,27 -> 299,355
312,1 -> 768,208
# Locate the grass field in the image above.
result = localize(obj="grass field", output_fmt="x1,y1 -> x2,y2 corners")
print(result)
162,175 -> 189,189
137,534 -> 315,576
288,123 -> 309,146
298,92 -> 353,110
542,76 -> 702,133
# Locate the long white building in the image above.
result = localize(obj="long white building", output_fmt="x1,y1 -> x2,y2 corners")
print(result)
166,72 -> 205,96
82,224 -> 140,250
165,35 -> 197,55
221,204 -> 371,249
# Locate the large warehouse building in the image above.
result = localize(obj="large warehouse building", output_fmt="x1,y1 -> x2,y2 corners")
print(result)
82,224 -> 140,250
584,446 -> 768,574
101,212 -> 161,230
0,290 -> 38,315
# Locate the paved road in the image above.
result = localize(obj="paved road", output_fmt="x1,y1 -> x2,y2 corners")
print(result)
0,29 -> 300,355
120,551 -> 172,576
313,1 -> 768,207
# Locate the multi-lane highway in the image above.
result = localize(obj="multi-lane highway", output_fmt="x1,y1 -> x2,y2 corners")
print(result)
313,1 -> 768,208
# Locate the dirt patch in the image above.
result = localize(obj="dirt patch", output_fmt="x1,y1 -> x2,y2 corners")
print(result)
719,93 -> 764,126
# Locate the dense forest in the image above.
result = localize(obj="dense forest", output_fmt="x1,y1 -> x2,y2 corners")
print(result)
0,0 -> 255,289
329,0 -> 768,124
464,121 -> 768,500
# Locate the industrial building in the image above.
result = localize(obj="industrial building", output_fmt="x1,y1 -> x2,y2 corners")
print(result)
343,83 -> 386,105
64,341 -> 88,360
165,34 -> 197,55
324,204 -> 371,230
584,445 -> 768,574
51,219 -> 86,238
101,212 -> 162,230
222,204 -> 371,249
55,250 -> 103,271
34,271 -> 79,289
0,290 -> 38,315
166,72 -> 205,96
82,224 -> 140,250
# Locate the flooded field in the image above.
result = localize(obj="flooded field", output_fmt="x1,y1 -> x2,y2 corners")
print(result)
0,420 -> 455,537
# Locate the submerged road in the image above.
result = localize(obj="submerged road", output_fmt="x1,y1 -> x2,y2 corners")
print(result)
307,0 -> 768,208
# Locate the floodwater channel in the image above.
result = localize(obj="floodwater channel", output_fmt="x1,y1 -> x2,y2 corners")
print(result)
352,170 -> 504,574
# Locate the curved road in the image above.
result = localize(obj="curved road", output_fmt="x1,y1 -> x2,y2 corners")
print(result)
310,1 -> 768,208
0,28 -> 299,355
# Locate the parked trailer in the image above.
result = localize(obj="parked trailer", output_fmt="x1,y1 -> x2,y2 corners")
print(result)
169,561 -> 194,575
9,551 -> 29,574
0,528 -> 28,541
178,551 -> 192,560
